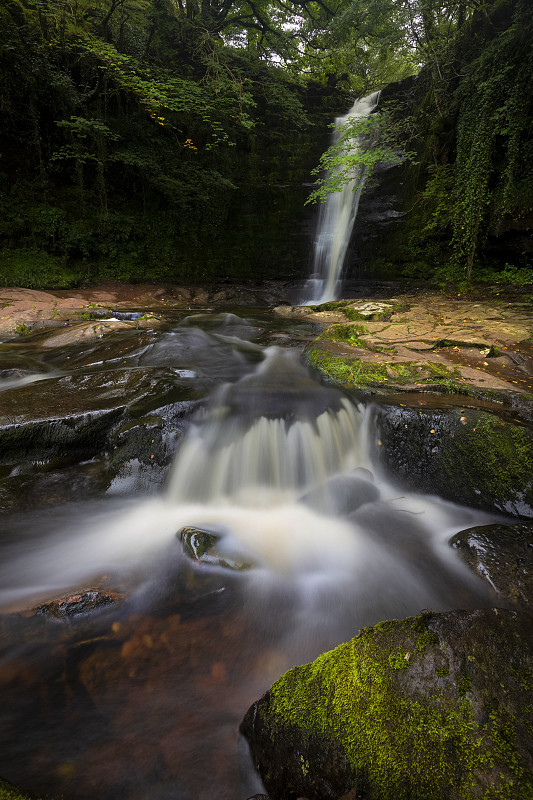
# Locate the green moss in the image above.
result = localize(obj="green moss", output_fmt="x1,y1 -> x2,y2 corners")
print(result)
267,613 -> 533,800
308,346 -> 463,393
308,348 -> 390,387
0,778 -> 35,800
317,323 -> 368,347
456,670 -> 472,697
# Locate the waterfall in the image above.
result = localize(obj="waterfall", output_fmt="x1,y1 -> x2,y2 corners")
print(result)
302,91 -> 380,305
166,347 -> 369,506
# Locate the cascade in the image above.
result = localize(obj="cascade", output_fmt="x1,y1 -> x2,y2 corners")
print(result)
0,312 -> 498,800
302,91 -> 380,304
166,347 -> 369,505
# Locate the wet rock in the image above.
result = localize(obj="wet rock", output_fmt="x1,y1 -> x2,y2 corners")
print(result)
300,470 -> 379,516
450,521 -> 533,614
0,368 -> 195,464
373,405 -> 533,516
0,367 -> 196,508
241,608 -> 533,800
179,527 -> 255,571
36,589 -> 124,619
38,319 -> 136,347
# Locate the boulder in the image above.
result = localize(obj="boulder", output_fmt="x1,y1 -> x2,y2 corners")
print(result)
450,522 -> 533,614
373,405 -> 533,516
241,608 -> 533,800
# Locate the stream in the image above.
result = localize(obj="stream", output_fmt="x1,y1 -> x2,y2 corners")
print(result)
0,307 -> 499,800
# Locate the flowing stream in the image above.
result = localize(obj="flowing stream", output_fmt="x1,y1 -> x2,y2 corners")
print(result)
0,310 -> 497,800
301,91 -> 380,304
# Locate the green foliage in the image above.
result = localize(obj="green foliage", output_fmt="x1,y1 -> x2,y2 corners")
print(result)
307,108 -> 418,205
398,0 -> 533,282
0,777 -> 35,800
0,249 -> 79,289
0,0 -> 327,285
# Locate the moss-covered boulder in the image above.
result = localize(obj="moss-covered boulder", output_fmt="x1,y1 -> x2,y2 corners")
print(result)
373,405 -> 533,516
451,522 -> 533,614
241,609 -> 533,800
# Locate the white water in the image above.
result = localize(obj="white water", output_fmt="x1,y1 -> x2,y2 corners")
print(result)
0,345 -> 494,622
302,91 -> 380,304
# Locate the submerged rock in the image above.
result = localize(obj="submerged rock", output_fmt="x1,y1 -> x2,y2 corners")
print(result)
36,589 -> 124,619
450,522 -> 533,614
38,319 -> 135,347
241,608 -> 533,800
179,527 -> 255,571
300,469 -> 380,516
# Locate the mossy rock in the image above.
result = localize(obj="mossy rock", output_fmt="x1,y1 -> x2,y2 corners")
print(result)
373,405 -> 533,516
308,344 -> 463,392
311,300 -> 405,321
241,608 -> 533,800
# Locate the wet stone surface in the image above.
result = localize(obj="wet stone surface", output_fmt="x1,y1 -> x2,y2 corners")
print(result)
36,589 -> 125,619
180,527 -> 256,571
450,521 -> 533,614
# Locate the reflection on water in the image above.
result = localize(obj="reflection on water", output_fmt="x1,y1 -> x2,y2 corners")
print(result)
0,312 -> 497,800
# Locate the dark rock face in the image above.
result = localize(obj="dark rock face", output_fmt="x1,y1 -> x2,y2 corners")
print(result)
451,521 -> 533,614
341,76 -> 416,283
241,609 -> 533,800
373,404 -> 533,517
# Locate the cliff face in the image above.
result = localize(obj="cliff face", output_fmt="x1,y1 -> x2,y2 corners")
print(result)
340,0 -> 533,284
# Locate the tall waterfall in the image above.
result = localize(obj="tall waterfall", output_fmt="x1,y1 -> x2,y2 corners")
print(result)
302,91 -> 380,304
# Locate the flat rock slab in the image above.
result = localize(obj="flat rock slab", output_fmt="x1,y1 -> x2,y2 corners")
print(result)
0,282 -> 289,336
295,293 -> 533,405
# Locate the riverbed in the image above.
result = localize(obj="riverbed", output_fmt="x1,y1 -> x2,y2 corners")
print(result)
0,298 -> 510,799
